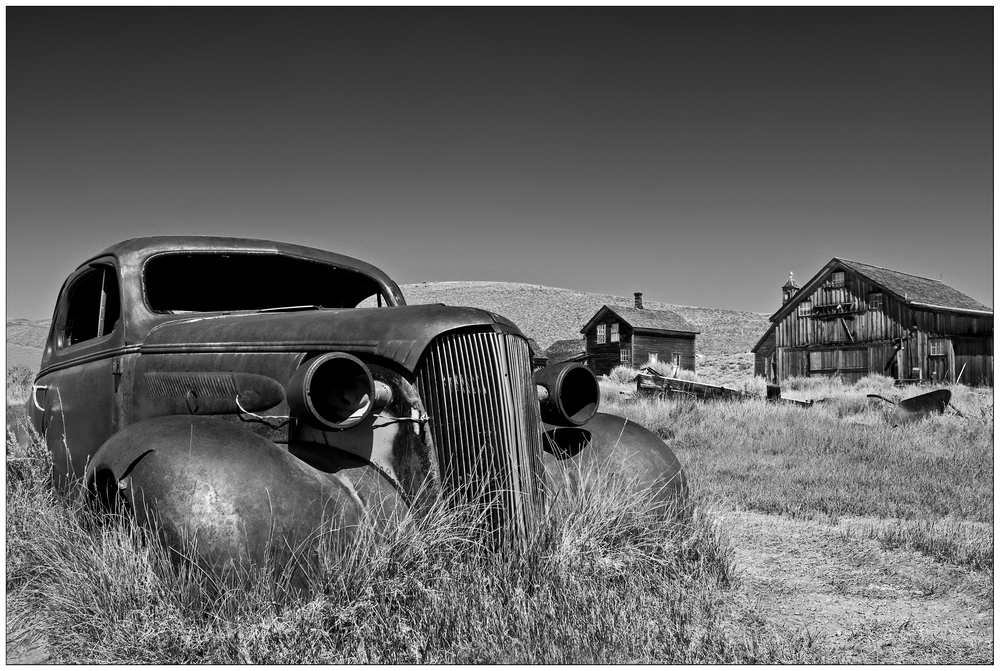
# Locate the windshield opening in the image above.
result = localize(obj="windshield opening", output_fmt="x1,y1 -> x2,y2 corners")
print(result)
144,252 -> 388,313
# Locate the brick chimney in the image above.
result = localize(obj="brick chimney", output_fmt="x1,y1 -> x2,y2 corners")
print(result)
634,292 -> 643,309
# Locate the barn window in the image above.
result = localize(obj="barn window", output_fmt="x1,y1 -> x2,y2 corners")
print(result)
610,323 -> 620,342
797,300 -> 812,316
620,347 -> 631,364
827,271 -> 846,288
868,293 -> 883,310
672,353 -> 681,368
649,352 -> 658,363
596,324 -> 606,344
929,338 -> 947,357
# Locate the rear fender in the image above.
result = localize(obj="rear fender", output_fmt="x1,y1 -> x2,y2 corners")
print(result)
542,412 -> 686,503
85,415 -> 364,573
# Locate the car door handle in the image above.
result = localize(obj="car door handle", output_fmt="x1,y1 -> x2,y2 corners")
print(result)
31,384 -> 49,412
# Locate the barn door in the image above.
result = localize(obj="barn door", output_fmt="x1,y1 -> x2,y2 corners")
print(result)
809,348 -> 868,382
954,337 -> 994,386
868,342 -> 899,379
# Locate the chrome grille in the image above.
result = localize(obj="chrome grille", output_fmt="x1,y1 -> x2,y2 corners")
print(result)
416,330 -> 545,539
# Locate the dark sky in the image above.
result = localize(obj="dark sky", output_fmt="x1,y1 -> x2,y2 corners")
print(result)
7,7 -> 993,321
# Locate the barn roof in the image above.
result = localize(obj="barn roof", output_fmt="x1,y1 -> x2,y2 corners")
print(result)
750,322 -> 777,354
836,259 -> 992,313
581,305 -> 700,335
771,258 -> 993,321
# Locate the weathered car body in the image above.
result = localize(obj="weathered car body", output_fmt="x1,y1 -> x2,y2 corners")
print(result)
28,236 -> 684,572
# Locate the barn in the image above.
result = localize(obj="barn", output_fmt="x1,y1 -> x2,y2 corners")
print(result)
581,293 -> 700,376
752,259 -> 993,386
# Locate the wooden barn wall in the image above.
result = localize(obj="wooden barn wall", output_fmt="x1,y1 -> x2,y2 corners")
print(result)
632,332 -> 696,371
776,273 -> 992,350
772,269 -> 993,386
753,330 -> 776,380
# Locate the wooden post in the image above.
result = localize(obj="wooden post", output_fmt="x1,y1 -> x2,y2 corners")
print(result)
947,339 -> 956,383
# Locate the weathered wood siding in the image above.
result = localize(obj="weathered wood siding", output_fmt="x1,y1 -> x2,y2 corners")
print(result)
633,332 -> 696,372
776,274 -> 991,349
753,330 -> 776,381
584,318 -> 633,376
771,267 -> 993,385
584,319 -> 697,376
953,336 -> 993,386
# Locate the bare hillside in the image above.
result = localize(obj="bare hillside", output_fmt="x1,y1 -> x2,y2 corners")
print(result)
402,281 -> 770,357
6,319 -> 50,372
6,285 -> 771,374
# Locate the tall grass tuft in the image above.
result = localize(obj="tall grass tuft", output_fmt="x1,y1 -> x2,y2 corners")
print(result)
6,422 -> 826,664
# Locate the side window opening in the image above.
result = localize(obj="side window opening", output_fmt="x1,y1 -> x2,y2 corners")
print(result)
61,265 -> 121,347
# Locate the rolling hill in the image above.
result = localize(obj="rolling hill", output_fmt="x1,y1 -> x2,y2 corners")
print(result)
401,281 -> 770,357
6,284 -> 771,382
6,319 -> 50,371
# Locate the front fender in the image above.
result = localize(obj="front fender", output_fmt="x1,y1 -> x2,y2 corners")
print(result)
85,415 -> 363,574
542,412 -> 687,503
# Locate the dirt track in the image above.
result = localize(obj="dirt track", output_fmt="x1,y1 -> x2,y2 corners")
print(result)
723,508 -> 994,663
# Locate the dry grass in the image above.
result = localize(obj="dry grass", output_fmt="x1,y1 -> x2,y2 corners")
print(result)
5,393 -> 826,664
600,376 -> 994,570
8,342 -> 992,663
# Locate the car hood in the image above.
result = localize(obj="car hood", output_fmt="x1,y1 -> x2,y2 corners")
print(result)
139,304 -> 526,373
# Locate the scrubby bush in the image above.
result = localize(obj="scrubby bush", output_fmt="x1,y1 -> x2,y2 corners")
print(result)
606,365 -> 639,385
6,364 -> 35,404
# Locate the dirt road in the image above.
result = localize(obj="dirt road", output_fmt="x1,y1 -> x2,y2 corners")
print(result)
723,508 -> 993,663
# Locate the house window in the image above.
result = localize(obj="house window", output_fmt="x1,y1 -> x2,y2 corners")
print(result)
648,352 -> 658,364
797,300 -> 812,316
827,271 -> 846,288
620,348 -> 631,364
929,338 -> 947,357
610,323 -> 619,342
596,324 -> 606,344
868,293 -> 883,311
672,353 -> 681,368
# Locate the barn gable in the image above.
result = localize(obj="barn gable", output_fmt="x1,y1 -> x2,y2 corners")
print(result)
756,258 -> 993,386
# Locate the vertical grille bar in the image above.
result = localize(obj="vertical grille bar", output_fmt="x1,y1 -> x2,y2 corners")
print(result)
416,330 -> 545,538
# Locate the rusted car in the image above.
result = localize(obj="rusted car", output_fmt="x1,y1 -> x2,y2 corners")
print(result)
27,237 -> 684,571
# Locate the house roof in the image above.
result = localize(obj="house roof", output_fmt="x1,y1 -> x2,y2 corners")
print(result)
581,305 -> 700,335
526,338 -> 548,361
544,338 -> 587,364
770,258 -> 993,322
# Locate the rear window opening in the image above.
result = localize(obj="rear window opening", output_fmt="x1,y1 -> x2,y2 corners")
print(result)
144,253 -> 388,313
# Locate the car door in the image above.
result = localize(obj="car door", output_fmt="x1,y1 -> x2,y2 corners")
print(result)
34,259 -> 125,489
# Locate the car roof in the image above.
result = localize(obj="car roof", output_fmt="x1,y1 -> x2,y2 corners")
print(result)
88,235 -> 397,285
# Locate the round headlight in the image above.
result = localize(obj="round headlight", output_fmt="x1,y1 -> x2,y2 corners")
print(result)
287,353 -> 378,430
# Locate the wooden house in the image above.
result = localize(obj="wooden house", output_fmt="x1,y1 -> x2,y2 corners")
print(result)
581,293 -> 700,376
752,259 -> 993,386
526,338 -> 548,370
